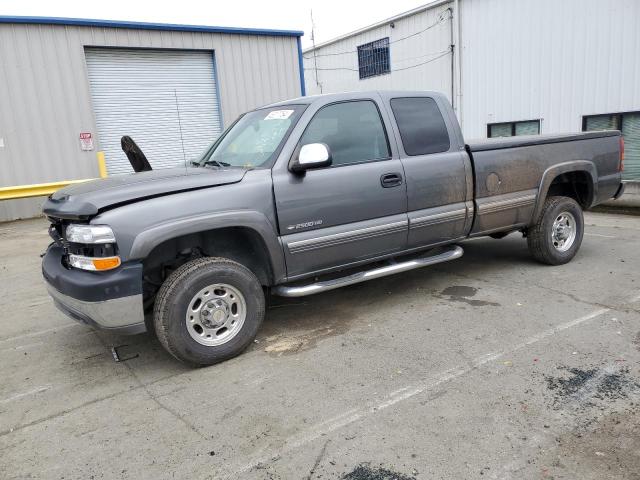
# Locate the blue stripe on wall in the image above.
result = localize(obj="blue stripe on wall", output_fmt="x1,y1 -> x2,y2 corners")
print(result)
297,37 -> 306,96
0,16 -> 303,37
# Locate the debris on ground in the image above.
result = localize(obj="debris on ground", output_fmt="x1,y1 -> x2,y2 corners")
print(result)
544,365 -> 639,409
262,326 -> 341,356
264,338 -> 306,355
342,465 -> 416,480
110,345 -> 140,363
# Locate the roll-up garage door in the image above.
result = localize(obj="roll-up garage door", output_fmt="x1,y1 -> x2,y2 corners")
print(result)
85,48 -> 223,175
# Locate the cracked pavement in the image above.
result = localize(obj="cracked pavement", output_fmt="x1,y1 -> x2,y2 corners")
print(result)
1,211 -> 639,479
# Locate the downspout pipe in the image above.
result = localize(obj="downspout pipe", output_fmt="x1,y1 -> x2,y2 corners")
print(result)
448,7 -> 454,111
454,0 -> 462,127
297,36 -> 306,96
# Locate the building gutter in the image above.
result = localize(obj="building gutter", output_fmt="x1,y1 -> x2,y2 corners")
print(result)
0,16 -> 304,37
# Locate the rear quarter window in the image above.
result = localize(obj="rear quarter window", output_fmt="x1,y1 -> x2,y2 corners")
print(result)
390,97 -> 450,155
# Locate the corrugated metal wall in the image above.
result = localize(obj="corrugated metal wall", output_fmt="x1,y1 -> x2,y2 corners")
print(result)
0,23 -> 301,222
85,48 -> 223,175
303,4 -> 453,100
304,0 -> 640,149
459,0 -> 640,139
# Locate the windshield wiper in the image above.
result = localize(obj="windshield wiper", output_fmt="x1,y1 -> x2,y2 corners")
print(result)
203,159 -> 232,168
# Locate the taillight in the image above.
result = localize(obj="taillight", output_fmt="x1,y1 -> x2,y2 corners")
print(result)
620,136 -> 625,172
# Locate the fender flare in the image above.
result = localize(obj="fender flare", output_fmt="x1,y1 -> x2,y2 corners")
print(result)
532,160 -> 598,221
129,210 -> 286,284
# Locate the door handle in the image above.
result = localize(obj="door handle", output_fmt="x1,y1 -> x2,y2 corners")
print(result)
380,172 -> 403,188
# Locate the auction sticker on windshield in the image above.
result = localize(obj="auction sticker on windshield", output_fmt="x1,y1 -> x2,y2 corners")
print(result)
264,109 -> 294,120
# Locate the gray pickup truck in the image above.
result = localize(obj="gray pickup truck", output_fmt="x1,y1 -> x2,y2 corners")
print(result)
42,91 -> 625,366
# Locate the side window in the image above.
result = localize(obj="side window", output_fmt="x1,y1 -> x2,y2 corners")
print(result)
488,120 -> 540,138
390,97 -> 450,155
299,100 -> 390,166
583,112 -> 639,180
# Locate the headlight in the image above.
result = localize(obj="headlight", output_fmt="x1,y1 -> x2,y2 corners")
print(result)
65,224 -> 120,271
66,224 -> 116,244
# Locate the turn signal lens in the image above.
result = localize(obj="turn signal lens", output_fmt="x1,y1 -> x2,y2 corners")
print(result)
92,256 -> 121,271
69,254 -> 121,271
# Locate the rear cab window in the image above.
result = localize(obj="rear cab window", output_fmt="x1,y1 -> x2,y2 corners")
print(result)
390,97 -> 450,155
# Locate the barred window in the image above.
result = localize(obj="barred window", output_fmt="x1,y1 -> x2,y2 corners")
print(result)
357,38 -> 390,79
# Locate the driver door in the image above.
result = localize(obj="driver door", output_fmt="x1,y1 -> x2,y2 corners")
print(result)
272,97 -> 408,279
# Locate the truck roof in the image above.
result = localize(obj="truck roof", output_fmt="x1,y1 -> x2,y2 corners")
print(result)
262,90 -> 446,109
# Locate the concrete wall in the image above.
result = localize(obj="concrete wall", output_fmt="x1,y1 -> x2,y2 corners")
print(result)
0,22 -> 302,221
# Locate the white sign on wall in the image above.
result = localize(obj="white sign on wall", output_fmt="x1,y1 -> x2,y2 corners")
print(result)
79,132 -> 94,151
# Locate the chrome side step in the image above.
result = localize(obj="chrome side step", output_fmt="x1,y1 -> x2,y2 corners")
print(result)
273,245 -> 464,297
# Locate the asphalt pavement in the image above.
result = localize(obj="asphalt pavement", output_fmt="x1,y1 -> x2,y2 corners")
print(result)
1,211 -> 639,480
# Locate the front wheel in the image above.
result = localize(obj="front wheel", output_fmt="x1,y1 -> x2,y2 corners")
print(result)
154,257 -> 265,366
527,196 -> 584,265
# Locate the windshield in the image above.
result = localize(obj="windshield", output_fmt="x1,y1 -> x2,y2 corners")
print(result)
194,105 -> 304,168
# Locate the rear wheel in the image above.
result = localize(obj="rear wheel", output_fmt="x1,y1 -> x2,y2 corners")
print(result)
527,196 -> 584,265
154,257 -> 265,366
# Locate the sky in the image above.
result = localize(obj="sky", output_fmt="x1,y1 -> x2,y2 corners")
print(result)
0,0 -> 429,49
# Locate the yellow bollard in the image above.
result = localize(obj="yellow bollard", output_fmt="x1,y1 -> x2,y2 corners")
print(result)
97,151 -> 108,178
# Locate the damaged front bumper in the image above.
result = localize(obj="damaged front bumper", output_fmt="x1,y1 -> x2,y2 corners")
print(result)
42,245 -> 146,335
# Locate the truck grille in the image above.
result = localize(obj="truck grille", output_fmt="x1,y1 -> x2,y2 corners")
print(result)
48,219 -> 66,248
47,217 -> 117,259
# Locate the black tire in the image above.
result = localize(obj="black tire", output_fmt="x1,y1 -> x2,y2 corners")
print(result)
154,257 -> 265,366
527,196 -> 584,265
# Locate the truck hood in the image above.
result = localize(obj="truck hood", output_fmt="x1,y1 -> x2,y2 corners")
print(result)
43,167 -> 247,220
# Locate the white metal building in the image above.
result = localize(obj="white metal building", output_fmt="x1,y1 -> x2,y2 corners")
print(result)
304,0 -> 640,181
0,17 -> 305,221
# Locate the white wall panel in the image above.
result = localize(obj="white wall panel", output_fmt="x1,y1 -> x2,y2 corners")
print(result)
304,0 -> 640,149
460,0 -> 640,139
303,4 -> 454,101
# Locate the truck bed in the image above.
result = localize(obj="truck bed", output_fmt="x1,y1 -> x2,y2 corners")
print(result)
466,130 -> 619,152
466,129 -> 622,237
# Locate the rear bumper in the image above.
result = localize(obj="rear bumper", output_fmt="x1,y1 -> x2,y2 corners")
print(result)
42,245 -> 146,334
